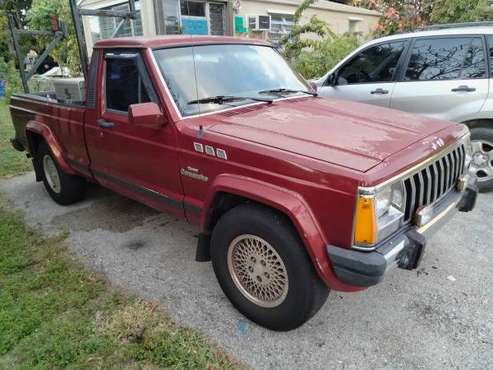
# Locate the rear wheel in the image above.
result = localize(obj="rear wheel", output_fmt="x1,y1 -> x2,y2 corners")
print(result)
36,142 -> 86,205
470,127 -> 493,192
210,204 -> 329,331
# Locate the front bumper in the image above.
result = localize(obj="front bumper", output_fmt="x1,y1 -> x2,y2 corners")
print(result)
326,179 -> 478,288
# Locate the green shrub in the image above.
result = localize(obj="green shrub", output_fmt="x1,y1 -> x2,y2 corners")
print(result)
293,34 -> 360,79
0,58 -> 21,98
279,0 -> 361,80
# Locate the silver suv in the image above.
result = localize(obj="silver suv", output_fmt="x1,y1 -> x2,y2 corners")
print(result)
316,23 -> 493,191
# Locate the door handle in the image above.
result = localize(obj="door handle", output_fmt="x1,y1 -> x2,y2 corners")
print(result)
97,119 -> 115,128
451,85 -> 476,93
370,88 -> 389,95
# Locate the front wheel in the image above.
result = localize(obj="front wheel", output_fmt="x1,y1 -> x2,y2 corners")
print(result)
36,142 -> 86,205
470,127 -> 493,192
211,204 -> 329,331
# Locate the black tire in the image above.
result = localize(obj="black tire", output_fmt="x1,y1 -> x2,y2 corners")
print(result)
36,142 -> 86,205
470,127 -> 493,192
210,204 -> 329,331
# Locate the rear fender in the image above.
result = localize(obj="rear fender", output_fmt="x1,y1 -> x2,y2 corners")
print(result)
26,121 -> 76,176
202,174 -> 364,292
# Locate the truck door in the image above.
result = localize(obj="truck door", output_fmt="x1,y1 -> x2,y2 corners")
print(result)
84,49 -> 184,219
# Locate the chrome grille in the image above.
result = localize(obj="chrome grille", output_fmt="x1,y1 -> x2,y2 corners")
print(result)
403,144 -> 466,222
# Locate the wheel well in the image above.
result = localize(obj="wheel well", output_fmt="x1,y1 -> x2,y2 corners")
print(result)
205,192 -> 253,234
462,119 -> 493,130
196,192 -> 300,262
25,131 -> 45,181
26,131 -> 45,157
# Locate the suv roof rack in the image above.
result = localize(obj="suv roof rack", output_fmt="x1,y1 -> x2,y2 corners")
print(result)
420,21 -> 493,31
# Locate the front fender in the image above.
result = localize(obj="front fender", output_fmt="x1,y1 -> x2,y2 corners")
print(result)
202,174 -> 364,292
26,121 -> 76,175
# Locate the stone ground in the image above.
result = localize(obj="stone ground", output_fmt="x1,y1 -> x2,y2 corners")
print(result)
1,172 -> 492,369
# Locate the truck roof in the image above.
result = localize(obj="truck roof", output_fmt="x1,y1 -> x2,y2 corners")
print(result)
94,35 -> 270,49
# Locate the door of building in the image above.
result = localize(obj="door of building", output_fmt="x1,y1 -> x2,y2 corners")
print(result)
208,2 -> 225,35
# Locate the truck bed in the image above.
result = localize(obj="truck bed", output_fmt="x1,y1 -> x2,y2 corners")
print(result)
9,93 -> 89,166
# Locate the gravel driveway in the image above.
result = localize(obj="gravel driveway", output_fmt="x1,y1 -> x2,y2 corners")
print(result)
1,172 -> 492,369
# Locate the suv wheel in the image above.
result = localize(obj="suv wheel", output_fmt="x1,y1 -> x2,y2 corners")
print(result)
210,204 -> 329,331
470,127 -> 493,192
36,142 -> 86,205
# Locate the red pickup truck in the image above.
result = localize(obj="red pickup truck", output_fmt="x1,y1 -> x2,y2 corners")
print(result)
9,36 -> 477,331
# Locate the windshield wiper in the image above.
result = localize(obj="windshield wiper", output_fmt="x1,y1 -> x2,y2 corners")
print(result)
258,88 -> 318,97
188,95 -> 273,105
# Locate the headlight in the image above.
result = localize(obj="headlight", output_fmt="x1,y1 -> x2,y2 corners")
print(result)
354,182 -> 405,249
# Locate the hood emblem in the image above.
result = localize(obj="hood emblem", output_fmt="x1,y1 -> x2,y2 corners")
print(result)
431,138 -> 445,151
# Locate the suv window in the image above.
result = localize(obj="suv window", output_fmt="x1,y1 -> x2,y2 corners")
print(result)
337,41 -> 406,85
105,55 -> 151,112
405,37 -> 486,81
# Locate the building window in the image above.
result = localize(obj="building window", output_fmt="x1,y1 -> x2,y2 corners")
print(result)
348,19 -> 361,35
180,0 -> 209,35
181,0 -> 206,16
94,1 -> 143,41
154,0 -> 181,35
269,13 -> 294,45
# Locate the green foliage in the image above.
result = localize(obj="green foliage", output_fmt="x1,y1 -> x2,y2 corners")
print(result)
26,0 -> 81,75
0,58 -> 21,98
280,0 -> 361,79
281,0 -> 331,61
0,1 -> 34,63
430,0 -> 492,23
355,0 -> 493,36
0,98 -> 31,176
293,34 -> 360,79
0,199 -> 237,369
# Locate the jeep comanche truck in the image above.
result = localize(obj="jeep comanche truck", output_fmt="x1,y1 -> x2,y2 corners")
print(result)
9,36 -> 478,331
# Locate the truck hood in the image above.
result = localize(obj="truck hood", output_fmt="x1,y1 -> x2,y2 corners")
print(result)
207,97 -> 454,172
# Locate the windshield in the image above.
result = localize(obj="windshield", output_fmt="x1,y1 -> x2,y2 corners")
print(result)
153,44 -> 309,117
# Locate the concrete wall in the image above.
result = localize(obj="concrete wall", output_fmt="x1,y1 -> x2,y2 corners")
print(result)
238,0 -> 380,36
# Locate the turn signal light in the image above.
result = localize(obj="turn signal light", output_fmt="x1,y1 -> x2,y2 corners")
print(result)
354,196 -> 377,246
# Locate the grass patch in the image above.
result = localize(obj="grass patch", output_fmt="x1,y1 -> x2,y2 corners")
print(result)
0,98 -> 31,177
0,201 -> 239,369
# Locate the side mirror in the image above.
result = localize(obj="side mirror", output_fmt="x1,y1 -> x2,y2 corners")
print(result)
326,73 -> 337,87
309,81 -> 318,93
129,102 -> 166,129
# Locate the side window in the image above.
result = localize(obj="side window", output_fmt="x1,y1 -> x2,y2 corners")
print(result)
105,54 -> 151,112
337,41 -> 406,85
405,37 -> 486,81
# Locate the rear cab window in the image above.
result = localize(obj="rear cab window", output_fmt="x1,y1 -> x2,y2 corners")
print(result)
404,37 -> 487,81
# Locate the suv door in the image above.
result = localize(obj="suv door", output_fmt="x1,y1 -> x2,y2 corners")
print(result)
318,41 -> 407,107
84,49 -> 184,218
391,36 -> 488,121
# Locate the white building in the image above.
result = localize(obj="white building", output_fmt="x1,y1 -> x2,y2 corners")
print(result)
81,0 -> 380,50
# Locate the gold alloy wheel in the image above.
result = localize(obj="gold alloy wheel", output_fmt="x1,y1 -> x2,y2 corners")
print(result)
227,234 -> 289,308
